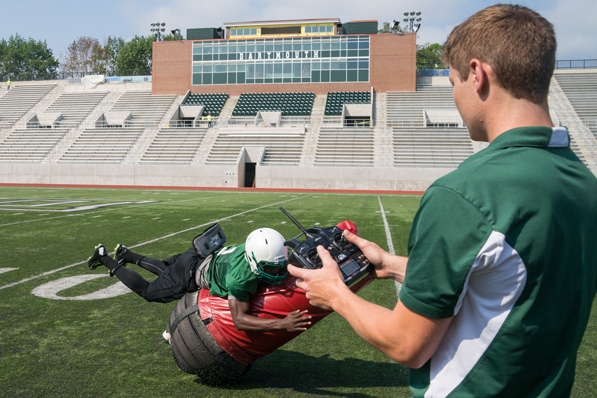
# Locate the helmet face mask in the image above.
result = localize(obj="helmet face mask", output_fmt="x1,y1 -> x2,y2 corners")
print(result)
245,228 -> 288,284
251,253 -> 288,284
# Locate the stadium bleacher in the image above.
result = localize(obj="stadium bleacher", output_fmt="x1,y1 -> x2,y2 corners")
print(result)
232,92 -> 315,116
183,93 -> 229,116
324,91 -> 371,115
140,127 -> 208,164
97,91 -> 176,127
0,84 -> 57,129
31,91 -> 108,128
554,73 -> 597,138
59,128 -> 144,163
0,129 -> 69,162
314,127 -> 375,166
392,127 -> 473,167
206,130 -> 306,164
0,69 -> 595,189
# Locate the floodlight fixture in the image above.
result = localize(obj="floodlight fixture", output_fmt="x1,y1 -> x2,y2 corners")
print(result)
150,22 -> 166,41
402,11 -> 422,33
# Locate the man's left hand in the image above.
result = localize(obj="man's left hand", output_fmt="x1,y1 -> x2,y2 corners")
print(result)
288,245 -> 352,311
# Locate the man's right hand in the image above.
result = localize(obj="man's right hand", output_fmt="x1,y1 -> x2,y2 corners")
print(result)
342,230 -> 407,282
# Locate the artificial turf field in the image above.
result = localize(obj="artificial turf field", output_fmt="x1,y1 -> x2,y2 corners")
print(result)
0,186 -> 595,398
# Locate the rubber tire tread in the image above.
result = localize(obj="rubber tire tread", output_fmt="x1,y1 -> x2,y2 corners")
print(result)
169,294 -> 201,373
168,292 -> 252,380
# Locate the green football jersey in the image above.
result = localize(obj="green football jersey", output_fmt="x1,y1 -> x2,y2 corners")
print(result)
206,243 -> 260,302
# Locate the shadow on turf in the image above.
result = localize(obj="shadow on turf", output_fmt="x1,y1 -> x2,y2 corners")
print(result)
194,350 -> 409,396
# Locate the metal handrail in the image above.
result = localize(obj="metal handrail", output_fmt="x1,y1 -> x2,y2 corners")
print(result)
555,59 -> 597,69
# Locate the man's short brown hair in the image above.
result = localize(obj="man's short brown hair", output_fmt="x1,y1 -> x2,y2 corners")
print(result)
442,4 -> 556,103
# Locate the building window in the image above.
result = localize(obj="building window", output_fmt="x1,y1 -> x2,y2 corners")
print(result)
192,36 -> 370,85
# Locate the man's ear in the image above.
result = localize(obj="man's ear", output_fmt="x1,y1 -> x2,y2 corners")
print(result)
469,58 -> 491,95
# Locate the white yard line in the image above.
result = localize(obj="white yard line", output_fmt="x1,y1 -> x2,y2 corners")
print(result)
378,196 -> 402,295
0,195 -> 306,291
0,193 -> 247,228
377,196 -> 395,255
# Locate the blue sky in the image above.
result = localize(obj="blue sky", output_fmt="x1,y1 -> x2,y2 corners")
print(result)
1,0 -> 595,63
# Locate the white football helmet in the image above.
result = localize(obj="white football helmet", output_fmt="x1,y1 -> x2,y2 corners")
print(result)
245,228 -> 288,284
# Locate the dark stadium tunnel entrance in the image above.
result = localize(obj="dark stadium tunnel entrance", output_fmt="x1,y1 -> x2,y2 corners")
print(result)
244,162 -> 256,188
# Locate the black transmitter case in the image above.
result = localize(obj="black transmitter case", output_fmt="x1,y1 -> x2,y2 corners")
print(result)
280,208 -> 371,286
193,223 -> 226,258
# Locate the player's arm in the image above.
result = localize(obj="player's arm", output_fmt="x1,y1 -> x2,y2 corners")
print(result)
288,245 -> 452,368
228,297 -> 311,332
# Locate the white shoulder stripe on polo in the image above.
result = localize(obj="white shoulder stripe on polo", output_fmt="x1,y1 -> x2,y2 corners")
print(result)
548,127 -> 569,147
425,230 -> 527,398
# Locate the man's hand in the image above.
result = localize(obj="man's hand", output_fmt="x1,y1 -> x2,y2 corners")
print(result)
288,245 -> 352,311
277,309 -> 312,332
343,230 -> 407,282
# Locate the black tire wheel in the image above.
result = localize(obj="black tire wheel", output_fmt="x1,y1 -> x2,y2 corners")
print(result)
168,292 -> 252,383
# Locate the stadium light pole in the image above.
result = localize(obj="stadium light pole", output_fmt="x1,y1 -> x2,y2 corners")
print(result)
402,11 -> 422,33
151,22 -> 166,41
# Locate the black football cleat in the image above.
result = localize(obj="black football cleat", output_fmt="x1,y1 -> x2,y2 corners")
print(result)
114,244 -> 128,265
87,244 -> 107,270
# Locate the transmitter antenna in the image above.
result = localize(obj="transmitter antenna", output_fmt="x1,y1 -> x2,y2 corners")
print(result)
279,207 -> 315,238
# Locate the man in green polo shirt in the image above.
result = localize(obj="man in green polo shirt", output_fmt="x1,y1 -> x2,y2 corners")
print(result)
289,4 -> 597,397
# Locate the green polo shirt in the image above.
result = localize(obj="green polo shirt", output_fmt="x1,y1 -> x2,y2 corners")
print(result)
401,127 -> 597,397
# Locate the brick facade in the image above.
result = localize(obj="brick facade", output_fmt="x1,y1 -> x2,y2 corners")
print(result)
152,33 -> 416,95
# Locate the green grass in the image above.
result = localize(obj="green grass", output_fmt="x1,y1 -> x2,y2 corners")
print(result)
0,186 -> 595,397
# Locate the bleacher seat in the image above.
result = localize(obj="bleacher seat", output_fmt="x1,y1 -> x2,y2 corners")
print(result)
0,84 -> 56,129
232,92 -> 315,116
206,130 -> 306,164
314,127 -> 375,166
324,91 -> 371,115
140,128 -> 208,164
182,93 -> 229,116
554,73 -> 597,138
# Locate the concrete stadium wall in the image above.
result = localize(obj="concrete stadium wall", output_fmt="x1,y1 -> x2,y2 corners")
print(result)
0,163 -> 448,191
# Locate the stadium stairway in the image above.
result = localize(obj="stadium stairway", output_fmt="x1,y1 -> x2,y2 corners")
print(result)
373,92 -> 394,168
17,84 -> 64,128
554,71 -> 597,138
0,83 -> 59,130
139,127 -> 209,164
194,96 -> 238,164
302,94 -> 327,165
44,90 -> 124,163
549,77 -> 597,169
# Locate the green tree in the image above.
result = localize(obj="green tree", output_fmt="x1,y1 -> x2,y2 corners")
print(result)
60,36 -> 104,76
379,21 -> 404,33
115,35 -> 154,76
100,36 -> 125,76
416,42 -> 445,70
0,34 -> 58,80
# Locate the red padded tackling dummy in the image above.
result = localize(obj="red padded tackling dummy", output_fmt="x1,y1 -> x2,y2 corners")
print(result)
197,220 -> 372,365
